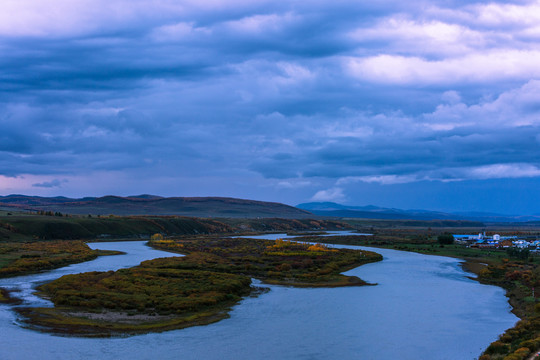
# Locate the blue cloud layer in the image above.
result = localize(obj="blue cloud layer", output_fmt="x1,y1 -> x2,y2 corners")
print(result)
1,0 -> 540,212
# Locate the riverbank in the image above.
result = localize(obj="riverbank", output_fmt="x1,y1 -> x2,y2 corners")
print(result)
0,287 -> 21,304
0,240 -> 123,279
16,299 -> 246,337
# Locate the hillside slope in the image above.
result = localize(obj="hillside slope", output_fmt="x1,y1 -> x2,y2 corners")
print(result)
0,195 -> 312,218
0,213 -> 350,241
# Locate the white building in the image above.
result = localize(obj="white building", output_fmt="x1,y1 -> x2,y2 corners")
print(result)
513,240 -> 530,248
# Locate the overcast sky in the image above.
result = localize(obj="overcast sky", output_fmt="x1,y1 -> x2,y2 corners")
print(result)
2,0 -> 540,214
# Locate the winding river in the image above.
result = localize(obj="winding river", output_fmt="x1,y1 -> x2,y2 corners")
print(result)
0,237 -> 518,360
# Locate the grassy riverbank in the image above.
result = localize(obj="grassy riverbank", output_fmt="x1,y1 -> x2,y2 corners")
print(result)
0,241 -> 121,279
17,236 -> 381,336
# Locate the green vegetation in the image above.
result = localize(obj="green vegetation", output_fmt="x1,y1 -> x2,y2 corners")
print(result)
24,262 -> 252,336
0,241 -> 119,279
437,233 -> 454,245
148,236 -> 382,287
478,260 -> 540,360
39,267 -> 250,314
506,248 -> 531,261
0,212 -> 350,242
219,218 -> 351,232
0,288 -> 8,302
0,214 -> 234,241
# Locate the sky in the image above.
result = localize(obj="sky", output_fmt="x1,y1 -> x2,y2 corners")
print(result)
2,0 -> 540,214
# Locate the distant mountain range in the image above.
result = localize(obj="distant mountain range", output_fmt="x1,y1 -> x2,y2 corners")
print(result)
297,202 -> 540,223
1,195 -> 537,223
0,195 -> 312,218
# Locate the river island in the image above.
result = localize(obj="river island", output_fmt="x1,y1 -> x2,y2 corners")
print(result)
11,236 -> 381,337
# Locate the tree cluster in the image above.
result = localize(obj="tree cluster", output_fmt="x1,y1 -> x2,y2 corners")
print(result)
437,234 -> 454,245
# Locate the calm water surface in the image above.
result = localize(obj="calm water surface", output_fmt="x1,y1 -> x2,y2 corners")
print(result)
0,238 -> 518,360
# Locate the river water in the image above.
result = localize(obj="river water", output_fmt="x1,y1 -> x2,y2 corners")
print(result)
0,237 -> 518,360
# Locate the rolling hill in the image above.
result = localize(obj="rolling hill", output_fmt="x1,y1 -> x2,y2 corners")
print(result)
0,195 -> 313,218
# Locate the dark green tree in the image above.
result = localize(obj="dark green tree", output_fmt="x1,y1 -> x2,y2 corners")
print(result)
437,234 -> 454,245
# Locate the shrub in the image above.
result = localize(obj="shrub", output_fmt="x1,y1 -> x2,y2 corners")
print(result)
485,341 -> 510,355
